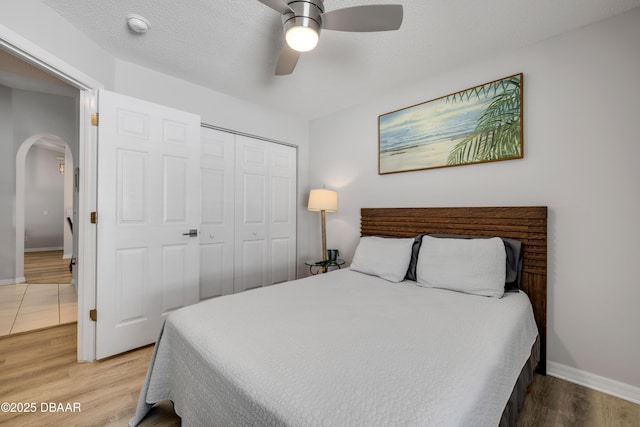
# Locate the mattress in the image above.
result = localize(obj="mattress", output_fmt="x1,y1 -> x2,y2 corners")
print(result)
130,269 -> 539,426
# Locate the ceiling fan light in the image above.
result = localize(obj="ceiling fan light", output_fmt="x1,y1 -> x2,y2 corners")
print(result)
285,26 -> 319,52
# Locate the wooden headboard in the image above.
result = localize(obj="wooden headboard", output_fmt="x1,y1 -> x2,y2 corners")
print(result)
361,206 -> 547,374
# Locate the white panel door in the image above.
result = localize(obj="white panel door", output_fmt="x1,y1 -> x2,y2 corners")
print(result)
234,136 -> 269,292
199,127 -> 235,300
269,143 -> 297,284
96,90 -> 201,359
234,136 -> 297,292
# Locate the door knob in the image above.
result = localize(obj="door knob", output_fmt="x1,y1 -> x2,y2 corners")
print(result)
182,229 -> 198,237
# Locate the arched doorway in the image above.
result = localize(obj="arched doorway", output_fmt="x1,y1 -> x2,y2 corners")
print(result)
15,133 -> 74,285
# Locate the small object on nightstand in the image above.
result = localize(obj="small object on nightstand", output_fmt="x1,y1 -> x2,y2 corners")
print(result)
327,249 -> 339,261
305,259 -> 345,275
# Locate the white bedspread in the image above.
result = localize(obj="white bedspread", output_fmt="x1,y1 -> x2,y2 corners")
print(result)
130,269 -> 538,427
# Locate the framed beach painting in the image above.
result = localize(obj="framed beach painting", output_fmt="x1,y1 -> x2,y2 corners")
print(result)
378,73 -> 523,174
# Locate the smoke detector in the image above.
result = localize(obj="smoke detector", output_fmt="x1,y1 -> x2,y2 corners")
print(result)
127,14 -> 150,33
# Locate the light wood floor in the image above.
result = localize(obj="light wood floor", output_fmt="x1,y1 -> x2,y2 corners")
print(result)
24,250 -> 72,284
0,324 -> 637,426
0,324 -> 179,426
0,251 -> 76,336
519,373 -> 640,426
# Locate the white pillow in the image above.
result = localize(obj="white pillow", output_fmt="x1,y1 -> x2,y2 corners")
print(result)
350,236 -> 415,282
416,236 -> 506,298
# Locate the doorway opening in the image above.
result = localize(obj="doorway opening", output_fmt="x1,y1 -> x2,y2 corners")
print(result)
16,134 -> 75,283
1,26 -> 102,360
4,135 -> 79,335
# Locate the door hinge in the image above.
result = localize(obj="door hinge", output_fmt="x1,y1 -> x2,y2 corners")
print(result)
89,309 -> 97,322
91,113 -> 99,126
90,211 -> 97,224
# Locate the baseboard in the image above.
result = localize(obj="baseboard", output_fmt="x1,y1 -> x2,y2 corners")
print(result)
547,361 -> 640,404
0,277 -> 26,286
24,246 -> 64,252
63,253 -> 72,259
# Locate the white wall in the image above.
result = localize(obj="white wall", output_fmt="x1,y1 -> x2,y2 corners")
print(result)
1,0 -> 115,89
11,89 -> 78,161
24,145 -> 64,250
309,8 -> 640,394
0,85 -> 14,283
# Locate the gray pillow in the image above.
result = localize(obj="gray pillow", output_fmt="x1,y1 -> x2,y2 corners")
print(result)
404,234 -> 424,281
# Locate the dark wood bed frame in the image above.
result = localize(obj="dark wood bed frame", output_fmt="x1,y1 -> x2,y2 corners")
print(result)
360,206 -> 548,374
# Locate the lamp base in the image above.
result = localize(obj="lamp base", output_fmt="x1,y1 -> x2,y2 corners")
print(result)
321,209 -> 327,261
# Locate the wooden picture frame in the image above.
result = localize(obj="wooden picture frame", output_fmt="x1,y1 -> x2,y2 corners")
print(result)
378,73 -> 523,174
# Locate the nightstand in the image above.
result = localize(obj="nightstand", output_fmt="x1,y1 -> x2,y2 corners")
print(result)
305,259 -> 345,275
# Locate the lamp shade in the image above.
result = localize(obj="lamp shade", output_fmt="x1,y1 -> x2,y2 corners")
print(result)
308,189 -> 337,212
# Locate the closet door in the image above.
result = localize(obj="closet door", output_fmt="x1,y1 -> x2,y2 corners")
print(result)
199,128 -> 235,299
234,136 -> 269,292
234,136 -> 297,292
269,143 -> 297,284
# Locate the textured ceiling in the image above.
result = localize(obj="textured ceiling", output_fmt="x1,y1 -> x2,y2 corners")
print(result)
41,0 -> 640,119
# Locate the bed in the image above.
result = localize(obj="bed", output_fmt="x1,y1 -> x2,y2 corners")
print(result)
131,206 -> 547,427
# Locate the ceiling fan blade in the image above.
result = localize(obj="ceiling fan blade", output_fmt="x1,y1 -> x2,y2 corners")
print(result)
275,43 -> 300,75
321,4 -> 403,32
258,0 -> 293,15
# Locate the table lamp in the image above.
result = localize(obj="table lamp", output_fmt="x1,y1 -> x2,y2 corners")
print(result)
307,188 -> 338,261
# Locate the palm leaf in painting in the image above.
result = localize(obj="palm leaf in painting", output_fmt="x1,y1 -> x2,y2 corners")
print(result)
446,76 -> 521,165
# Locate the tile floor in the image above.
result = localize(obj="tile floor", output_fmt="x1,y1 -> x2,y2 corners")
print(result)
0,282 -> 77,337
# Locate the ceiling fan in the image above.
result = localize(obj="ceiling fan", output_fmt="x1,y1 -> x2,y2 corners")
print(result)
258,0 -> 403,75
